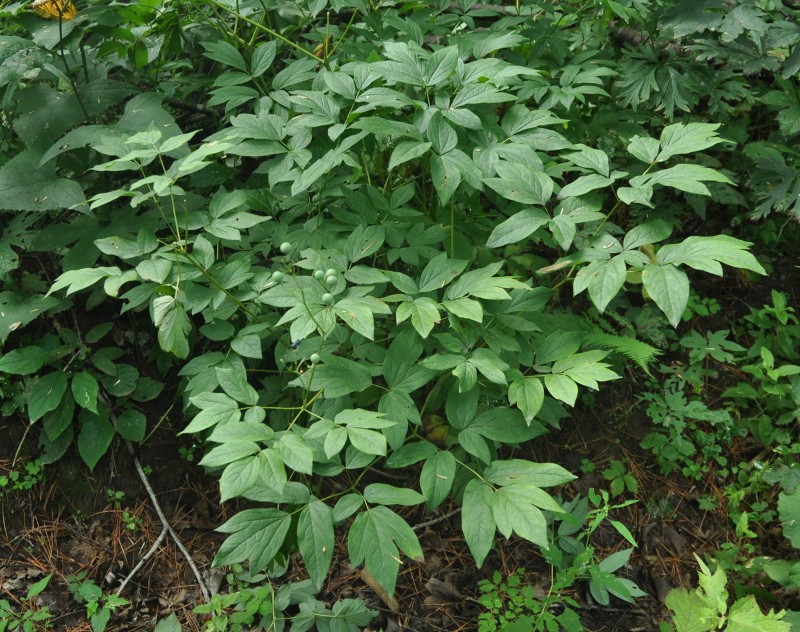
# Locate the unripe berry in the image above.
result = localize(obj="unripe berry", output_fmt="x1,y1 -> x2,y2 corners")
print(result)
271,271 -> 284,282
314,270 -> 325,280
279,242 -> 292,254
322,293 -> 334,305
325,275 -> 337,286
310,353 -> 320,364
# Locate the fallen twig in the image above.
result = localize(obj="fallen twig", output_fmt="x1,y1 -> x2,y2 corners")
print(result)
100,393 -> 210,601
412,508 -> 461,532
120,436 -> 210,601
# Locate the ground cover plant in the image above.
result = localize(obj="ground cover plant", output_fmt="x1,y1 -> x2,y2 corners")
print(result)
1,0 -> 800,630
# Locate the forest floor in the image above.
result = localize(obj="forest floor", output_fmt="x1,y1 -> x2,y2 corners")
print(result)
0,387 -> 747,632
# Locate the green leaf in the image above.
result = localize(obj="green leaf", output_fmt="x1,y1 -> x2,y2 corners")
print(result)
333,494 -> 363,523
388,141 -> 432,171
0,150 -> 85,212
0,346 -> 50,375
153,614 -> 182,632
430,153 -> 461,206
396,297 -> 440,338
289,356 -> 372,398
558,174 -> 615,199
483,459 -> 576,487
274,432 -> 314,474
77,412 -> 114,470
657,235 -> 766,276
116,408 -> 146,442
458,429 -> 492,464
468,348 -> 508,385
726,596 -> 791,632
426,113 -> 458,155
386,441 -> 438,468
418,253 -> 468,293
778,488 -> 800,548
91,608 -> 110,632
214,508 -> 292,573
348,427 -> 387,456
484,178 -> 544,206
364,483 -> 426,506
565,144 -> 610,177
71,372 -> 99,414
623,220 -> 673,250
492,486 -> 548,548
420,451 -> 456,510
656,122 -> 722,162
636,164 -> 732,196
442,298 -> 483,322
250,41 -> 276,77
508,375 -> 544,424
383,330 -> 435,394
184,393 -> 241,434
544,373 -> 578,406
425,46 -> 459,87
199,441 -> 260,468
349,506 -> 422,597
153,295 -> 191,359
665,589 -> 716,632
219,456 -> 261,502
298,500 -> 335,589
29,371 -> 68,423
582,256 -> 626,313
95,236 -> 145,260
642,264 -> 690,328
486,209 -> 550,248
0,293 -> 59,345
627,135 -> 660,164
335,298 -> 375,340
49,267 -> 121,296
257,449 -> 287,494
462,479 -> 495,568
216,361 -> 259,406
202,41 -> 248,72
335,409 -> 397,429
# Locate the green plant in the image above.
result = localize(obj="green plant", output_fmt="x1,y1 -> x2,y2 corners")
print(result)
0,0 -> 790,623
601,460 -> 638,497
722,291 -> 800,448
641,376 -> 736,480
661,555 -> 790,632
0,460 -> 45,498
478,489 -> 645,632
106,489 -> 125,508
0,574 -> 53,632
477,569 -> 551,632
121,511 -> 142,531
194,578 -> 375,632
67,573 -> 129,632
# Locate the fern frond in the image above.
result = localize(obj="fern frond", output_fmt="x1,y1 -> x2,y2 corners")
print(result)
584,332 -> 661,376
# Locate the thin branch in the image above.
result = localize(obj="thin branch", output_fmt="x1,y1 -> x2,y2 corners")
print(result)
123,437 -> 211,601
100,393 -> 210,601
412,508 -> 461,531
116,526 -> 168,596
